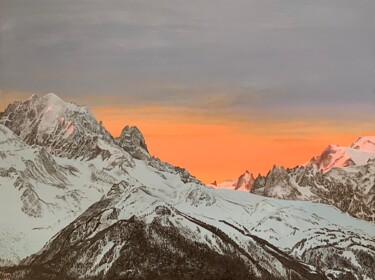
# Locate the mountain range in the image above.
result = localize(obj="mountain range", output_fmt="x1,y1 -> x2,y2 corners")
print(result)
0,93 -> 374,280
213,136 -> 375,222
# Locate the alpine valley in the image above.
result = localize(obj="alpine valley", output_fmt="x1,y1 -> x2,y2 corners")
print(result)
0,94 -> 374,280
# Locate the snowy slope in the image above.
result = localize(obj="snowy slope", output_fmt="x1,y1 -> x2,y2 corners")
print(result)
0,125 -> 113,265
23,164 -> 375,279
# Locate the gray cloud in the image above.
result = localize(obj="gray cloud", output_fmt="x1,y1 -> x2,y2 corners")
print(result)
0,0 -> 374,122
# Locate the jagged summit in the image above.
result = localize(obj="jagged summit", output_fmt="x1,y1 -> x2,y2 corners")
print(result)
235,170 -> 255,190
116,125 -> 150,160
211,170 -> 255,191
251,157 -> 375,222
0,93 -> 114,159
213,135 -> 375,222
0,93 -> 111,159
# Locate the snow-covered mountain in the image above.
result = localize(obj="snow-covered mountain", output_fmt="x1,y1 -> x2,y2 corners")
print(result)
0,94 -> 374,279
215,137 -> 375,191
251,160 -> 375,222
18,178 -> 375,280
210,170 -> 255,191
308,136 -> 375,172
0,94 -> 201,266
214,137 -> 375,222
249,137 -> 375,222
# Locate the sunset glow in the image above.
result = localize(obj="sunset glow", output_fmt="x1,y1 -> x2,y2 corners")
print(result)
91,105 -> 373,184
1,92 -> 373,184
1,1 -> 375,277
1,0 -> 374,184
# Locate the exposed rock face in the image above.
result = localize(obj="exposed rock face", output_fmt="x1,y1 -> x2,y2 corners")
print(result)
251,162 -> 375,222
0,93 -> 113,160
116,125 -> 150,160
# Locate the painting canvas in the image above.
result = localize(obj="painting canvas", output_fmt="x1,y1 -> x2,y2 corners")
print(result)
0,1 -> 374,279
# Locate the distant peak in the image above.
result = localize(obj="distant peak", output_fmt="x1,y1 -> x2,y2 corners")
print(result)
241,170 -> 255,179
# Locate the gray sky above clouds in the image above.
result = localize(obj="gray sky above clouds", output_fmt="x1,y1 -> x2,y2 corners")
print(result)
1,0 -> 375,122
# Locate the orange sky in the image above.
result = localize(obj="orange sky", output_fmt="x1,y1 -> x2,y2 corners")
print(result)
1,92 -> 373,184
91,105 -> 373,184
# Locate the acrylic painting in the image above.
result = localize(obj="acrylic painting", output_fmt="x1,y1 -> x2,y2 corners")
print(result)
0,1 -> 374,279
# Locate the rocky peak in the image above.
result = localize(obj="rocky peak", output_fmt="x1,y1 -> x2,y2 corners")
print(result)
235,170 -> 256,190
116,125 -> 150,160
266,165 -> 289,183
0,93 -> 113,159
250,164 -> 300,198
252,174 -> 266,190
212,170 -> 256,191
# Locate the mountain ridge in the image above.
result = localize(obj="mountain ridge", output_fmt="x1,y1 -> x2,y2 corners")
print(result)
0,93 -> 374,279
213,136 -> 375,222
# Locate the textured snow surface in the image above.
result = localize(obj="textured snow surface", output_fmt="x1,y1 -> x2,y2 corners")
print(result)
0,126 -> 110,264
26,162 -> 375,279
